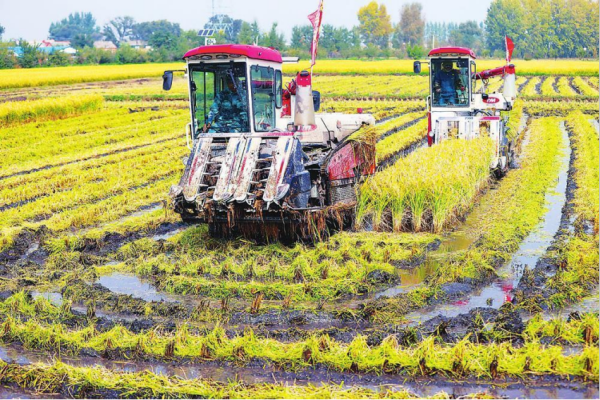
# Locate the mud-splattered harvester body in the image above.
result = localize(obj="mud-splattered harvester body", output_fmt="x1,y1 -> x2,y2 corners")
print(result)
165,45 -> 376,240
414,47 -> 517,175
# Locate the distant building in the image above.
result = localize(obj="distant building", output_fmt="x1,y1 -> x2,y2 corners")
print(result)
8,41 -> 77,57
93,41 -> 118,53
8,47 -> 23,57
36,39 -> 71,48
124,40 -> 151,50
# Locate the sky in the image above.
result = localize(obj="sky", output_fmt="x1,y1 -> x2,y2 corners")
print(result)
0,0 -> 493,42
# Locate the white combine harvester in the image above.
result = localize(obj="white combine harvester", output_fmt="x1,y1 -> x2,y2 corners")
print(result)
162,44 -> 376,241
414,46 -> 517,176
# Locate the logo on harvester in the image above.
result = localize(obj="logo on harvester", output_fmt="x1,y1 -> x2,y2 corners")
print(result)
483,97 -> 500,104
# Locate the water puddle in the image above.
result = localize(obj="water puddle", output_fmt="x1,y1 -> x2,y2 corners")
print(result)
403,121 -> 571,323
375,232 -> 473,298
152,226 -> 186,241
96,272 -> 179,303
31,291 -> 63,307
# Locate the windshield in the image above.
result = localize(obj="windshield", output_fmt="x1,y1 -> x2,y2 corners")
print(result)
250,65 -> 275,132
190,62 -> 249,134
431,58 -> 470,107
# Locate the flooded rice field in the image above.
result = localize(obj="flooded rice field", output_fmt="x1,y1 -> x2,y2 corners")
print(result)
0,72 -> 598,398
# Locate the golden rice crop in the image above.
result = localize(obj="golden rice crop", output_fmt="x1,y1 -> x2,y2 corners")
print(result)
357,137 -> 494,233
0,94 -> 103,126
0,63 -> 183,89
284,59 -> 599,76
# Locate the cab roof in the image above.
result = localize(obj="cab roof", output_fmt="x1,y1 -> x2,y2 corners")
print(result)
428,47 -> 477,59
183,44 -> 283,63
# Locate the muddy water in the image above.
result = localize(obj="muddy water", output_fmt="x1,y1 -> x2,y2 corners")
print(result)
0,343 -> 596,399
152,226 -> 187,241
31,291 -> 63,306
375,230 -> 474,298
403,120 -> 571,323
96,272 -> 179,303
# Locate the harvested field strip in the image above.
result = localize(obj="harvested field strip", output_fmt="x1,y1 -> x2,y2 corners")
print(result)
0,137 -> 185,207
0,306 -> 597,379
520,77 -> 540,96
375,112 -> 425,141
101,227 -> 437,300
376,119 -> 428,163
566,112 -> 600,228
322,99 -> 424,121
0,95 -> 103,127
358,138 -> 494,233
541,77 -> 558,96
572,77 -> 599,96
524,101 -> 599,117
46,207 -> 180,254
0,111 -> 188,178
0,178 -> 175,252
365,117 -> 566,322
556,77 -> 579,97
526,112 -> 600,310
0,146 -> 183,230
0,360 -> 436,399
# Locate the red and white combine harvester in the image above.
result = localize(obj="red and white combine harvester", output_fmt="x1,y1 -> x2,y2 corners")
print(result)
414,45 -> 517,175
163,45 -> 375,241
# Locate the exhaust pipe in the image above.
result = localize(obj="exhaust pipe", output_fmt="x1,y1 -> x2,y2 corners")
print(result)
502,65 -> 516,101
294,71 -> 316,127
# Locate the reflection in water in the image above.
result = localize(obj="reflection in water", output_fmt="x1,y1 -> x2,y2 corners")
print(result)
96,272 -> 178,303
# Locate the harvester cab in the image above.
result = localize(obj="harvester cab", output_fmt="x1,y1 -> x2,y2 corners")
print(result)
414,47 -> 517,175
164,45 -> 376,241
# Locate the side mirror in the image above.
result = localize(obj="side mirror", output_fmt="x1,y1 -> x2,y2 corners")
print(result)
413,61 -> 421,74
312,90 -> 321,112
162,71 -> 173,91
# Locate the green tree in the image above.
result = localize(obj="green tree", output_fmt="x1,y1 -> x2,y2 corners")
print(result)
357,1 -> 393,47
48,51 -> 71,66
449,21 -> 485,53
0,24 -> 4,40
133,20 -> 181,42
290,25 -> 313,49
0,43 -> 16,69
115,43 -> 147,63
394,3 -> 425,48
237,22 -> 256,44
71,33 -> 94,49
18,40 -> 43,68
49,12 -> 99,41
103,16 -> 136,45
263,23 -> 286,50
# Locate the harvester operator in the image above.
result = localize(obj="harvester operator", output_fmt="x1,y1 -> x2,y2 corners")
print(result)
433,61 -> 465,106
203,77 -> 246,133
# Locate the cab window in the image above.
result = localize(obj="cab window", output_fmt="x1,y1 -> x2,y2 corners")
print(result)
250,65 -> 275,132
190,62 -> 249,134
431,59 -> 470,107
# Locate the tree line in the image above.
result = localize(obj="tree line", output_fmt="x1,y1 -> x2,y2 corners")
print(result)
0,0 -> 597,69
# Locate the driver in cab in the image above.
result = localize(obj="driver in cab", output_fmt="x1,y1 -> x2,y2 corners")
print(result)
433,61 -> 465,106
203,77 -> 245,132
